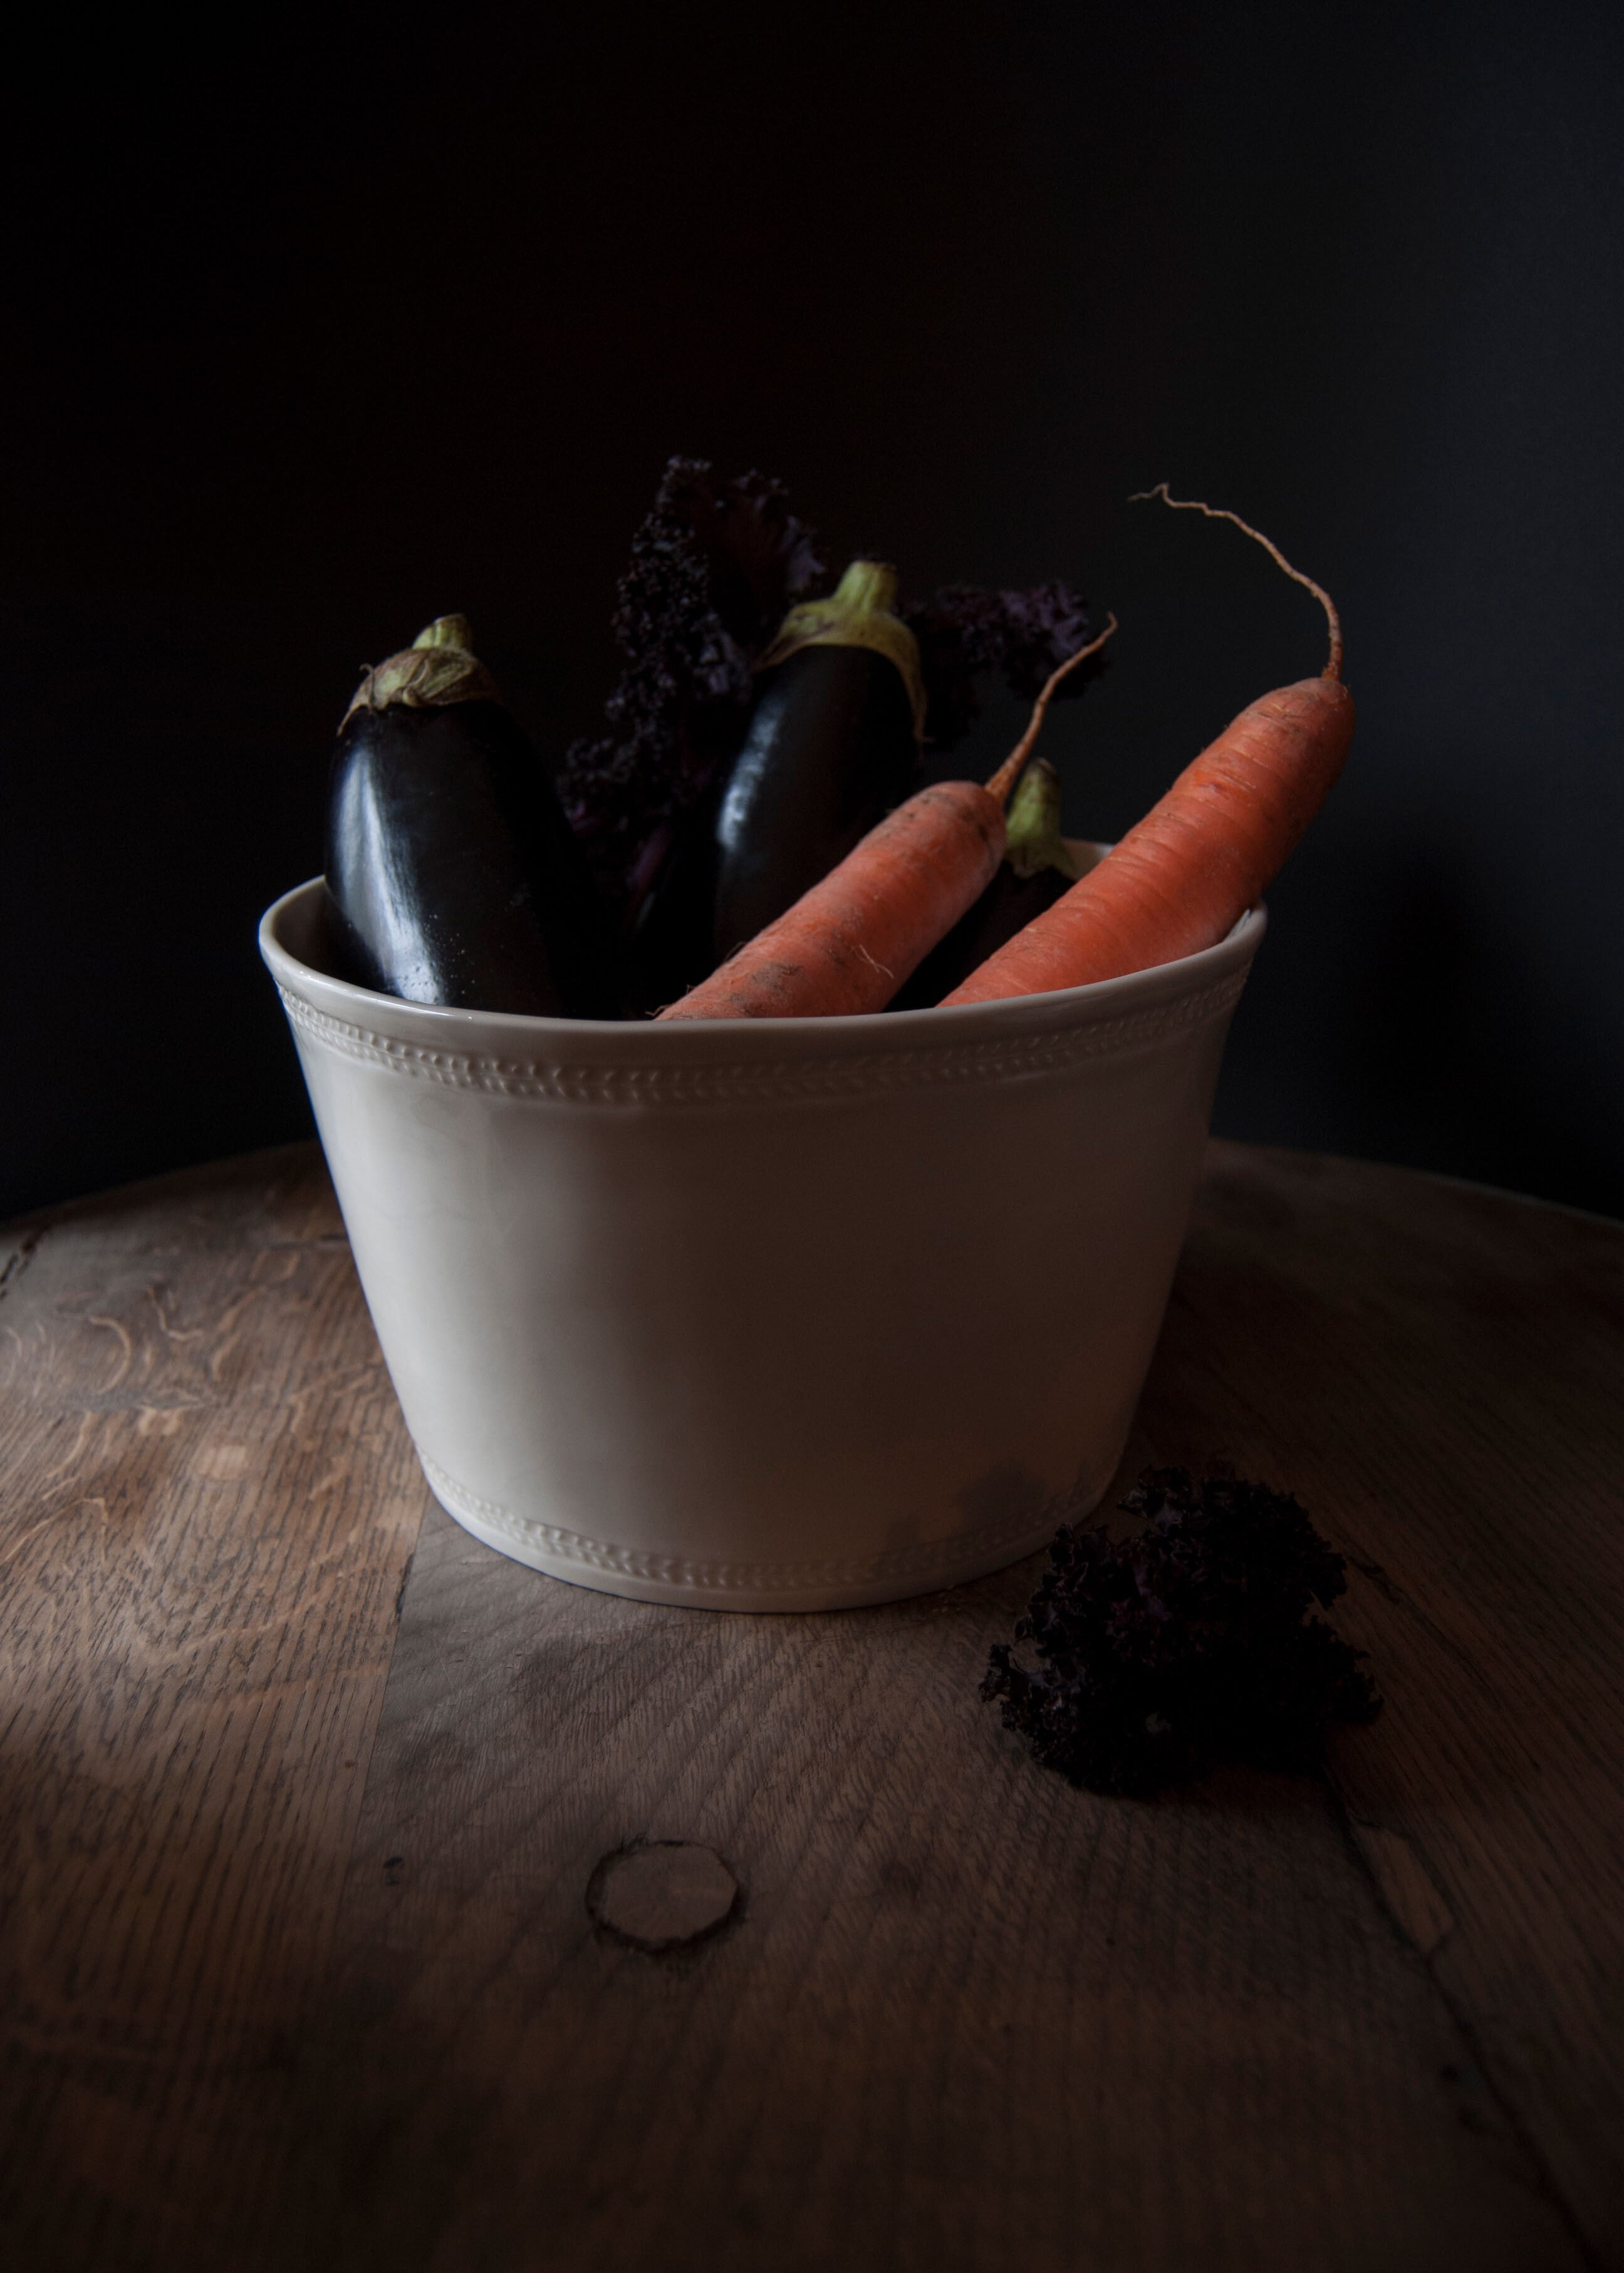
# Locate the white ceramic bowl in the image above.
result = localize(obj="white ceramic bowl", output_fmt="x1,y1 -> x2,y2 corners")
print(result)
260,877 -> 1264,1611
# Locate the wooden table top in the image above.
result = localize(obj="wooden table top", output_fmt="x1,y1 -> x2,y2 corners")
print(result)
2,1140 -> 1621,2272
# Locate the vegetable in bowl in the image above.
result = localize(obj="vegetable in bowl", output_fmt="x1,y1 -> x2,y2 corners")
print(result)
323,615 -> 618,1017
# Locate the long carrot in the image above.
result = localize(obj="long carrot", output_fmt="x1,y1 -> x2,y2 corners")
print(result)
940,490 -> 1353,1007
655,616 -> 1116,1021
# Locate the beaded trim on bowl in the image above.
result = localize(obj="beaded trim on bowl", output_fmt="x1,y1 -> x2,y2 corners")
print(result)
419,1451 -> 1094,1596
278,971 -> 1249,1108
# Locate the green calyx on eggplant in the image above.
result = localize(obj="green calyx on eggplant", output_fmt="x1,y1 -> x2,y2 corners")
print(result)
323,616 -> 619,1017
889,757 -> 1096,1009
630,559 -> 925,1010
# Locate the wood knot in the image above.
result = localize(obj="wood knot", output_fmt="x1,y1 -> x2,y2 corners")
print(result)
586,1841 -> 741,1953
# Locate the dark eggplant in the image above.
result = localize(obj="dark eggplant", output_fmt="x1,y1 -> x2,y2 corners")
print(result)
629,560 -> 924,1009
713,559 -> 925,955
323,616 -> 618,1016
888,759 -> 1095,1009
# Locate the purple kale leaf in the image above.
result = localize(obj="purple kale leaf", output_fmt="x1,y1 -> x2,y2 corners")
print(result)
902,580 -> 1102,752
657,459 -> 827,652
558,458 -> 826,913
981,1467 -> 1380,1797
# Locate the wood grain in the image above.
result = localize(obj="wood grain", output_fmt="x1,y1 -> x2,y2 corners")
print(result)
0,1147 -> 427,2270
3,1139 -> 1620,2271
1155,1145 -> 1624,2265
276,1501 -> 1581,2273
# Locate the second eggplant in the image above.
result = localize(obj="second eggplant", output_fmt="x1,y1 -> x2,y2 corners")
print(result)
631,560 -> 925,1008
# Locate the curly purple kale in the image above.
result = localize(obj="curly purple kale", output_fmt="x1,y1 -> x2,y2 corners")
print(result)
981,1467 -> 1380,1797
558,459 -> 827,911
902,580 -> 1101,752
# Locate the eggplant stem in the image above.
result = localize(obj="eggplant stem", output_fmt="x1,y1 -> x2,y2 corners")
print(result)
984,613 -> 1118,808
827,559 -> 898,615
755,558 -> 927,742
412,614 -> 475,653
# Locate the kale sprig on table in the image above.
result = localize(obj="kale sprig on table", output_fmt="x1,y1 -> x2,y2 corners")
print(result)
982,1468 -> 1380,1797
558,456 -> 1103,917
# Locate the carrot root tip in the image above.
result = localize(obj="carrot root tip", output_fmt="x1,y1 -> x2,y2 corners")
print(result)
1130,483 -> 1343,682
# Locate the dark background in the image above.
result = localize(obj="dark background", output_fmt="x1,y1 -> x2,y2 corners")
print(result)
4,0 -> 1621,1221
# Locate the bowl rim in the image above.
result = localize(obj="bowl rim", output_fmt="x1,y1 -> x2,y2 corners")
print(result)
260,873 -> 1266,1063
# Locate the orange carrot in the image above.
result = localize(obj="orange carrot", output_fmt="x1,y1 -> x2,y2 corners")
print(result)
941,490 -> 1353,1007
656,616 -> 1116,1021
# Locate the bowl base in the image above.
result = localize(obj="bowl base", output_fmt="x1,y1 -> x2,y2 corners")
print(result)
419,1449 -> 1093,1614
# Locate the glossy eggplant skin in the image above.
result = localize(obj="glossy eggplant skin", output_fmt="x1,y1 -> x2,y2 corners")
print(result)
323,700 -> 619,1017
627,641 -> 918,1014
712,643 -> 917,959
